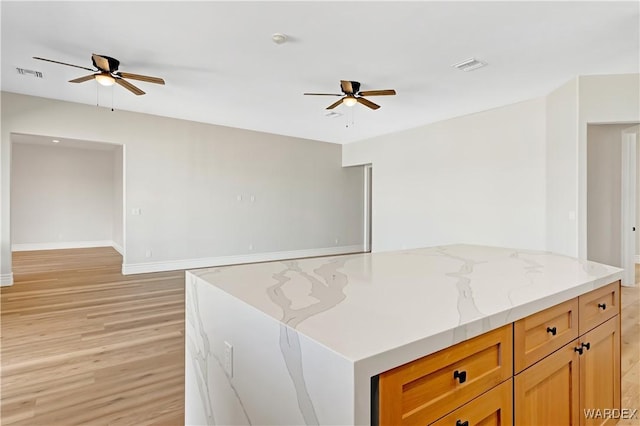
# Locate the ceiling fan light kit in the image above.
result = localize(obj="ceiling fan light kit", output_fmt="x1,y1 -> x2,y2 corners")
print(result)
95,73 -> 115,86
304,80 -> 396,110
33,53 -> 165,96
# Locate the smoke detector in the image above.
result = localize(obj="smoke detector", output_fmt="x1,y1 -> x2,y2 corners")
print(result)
452,58 -> 487,72
271,33 -> 288,44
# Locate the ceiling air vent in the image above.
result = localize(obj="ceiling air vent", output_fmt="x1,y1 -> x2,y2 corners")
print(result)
452,58 -> 487,72
325,111 -> 343,118
16,67 -> 43,78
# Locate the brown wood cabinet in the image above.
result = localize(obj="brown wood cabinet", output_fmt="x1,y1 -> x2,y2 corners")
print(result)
514,281 -> 621,426
376,281 -> 621,426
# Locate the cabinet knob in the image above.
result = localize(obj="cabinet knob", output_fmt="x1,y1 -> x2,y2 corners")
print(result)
546,326 -> 557,336
453,370 -> 467,384
597,303 -> 606,310
581,342 -> 591,351
456,421 -> 469,426
574,346 -> 584,355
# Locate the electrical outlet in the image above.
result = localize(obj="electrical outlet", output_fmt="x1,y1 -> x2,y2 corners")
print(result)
224,341 -> 233,377
248,243 -> 254,251
145,249 -> 152,258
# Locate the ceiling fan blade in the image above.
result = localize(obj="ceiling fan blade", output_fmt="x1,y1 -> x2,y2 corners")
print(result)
92,54 -> 111,72
117,72 -> 165,85
69,74 -> 96,83
340,80 -> 354,94
304,93 -> 343,96
357,97 -> 380,110
33,57 -> 94,71
326,98 -> 345,109
115,78 -> 145,96
358,89 -> 396,97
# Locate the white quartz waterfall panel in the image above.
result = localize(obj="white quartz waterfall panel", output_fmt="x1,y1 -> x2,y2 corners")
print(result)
186,274 -> 354,426
186,244 -> 623,425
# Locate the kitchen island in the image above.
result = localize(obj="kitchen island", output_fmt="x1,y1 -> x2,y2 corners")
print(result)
185,245 -> 622,425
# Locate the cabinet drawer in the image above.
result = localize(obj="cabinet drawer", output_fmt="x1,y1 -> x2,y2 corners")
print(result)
579,281 -> 620,334
430,379 -> 512,426
378,324 -> 513,426
514,297 -> 579,373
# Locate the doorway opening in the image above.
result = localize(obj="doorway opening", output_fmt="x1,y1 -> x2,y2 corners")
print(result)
9,133 -> 125,265
586,123 -> 639,286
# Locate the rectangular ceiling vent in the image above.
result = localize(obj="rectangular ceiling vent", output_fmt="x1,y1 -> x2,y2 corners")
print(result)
16,67 -> 43,78
325,111 -> 343,118
452,58 -> 487,72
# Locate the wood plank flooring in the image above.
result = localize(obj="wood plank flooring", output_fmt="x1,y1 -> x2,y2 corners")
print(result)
1,249 -> 639,425
1,248 -> 185,425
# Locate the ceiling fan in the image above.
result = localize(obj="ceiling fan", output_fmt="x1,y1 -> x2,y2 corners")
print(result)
33,54 -> 165,96
304,80 -> 396,110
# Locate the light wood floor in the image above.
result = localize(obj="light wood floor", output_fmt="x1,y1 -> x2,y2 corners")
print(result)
1,248 -> 185,425
1,249 -> 639,425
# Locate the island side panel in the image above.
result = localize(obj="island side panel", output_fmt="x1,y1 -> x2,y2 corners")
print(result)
185,272 -> 355,425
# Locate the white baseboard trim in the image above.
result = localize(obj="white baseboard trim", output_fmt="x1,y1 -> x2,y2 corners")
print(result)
122,245 -> 365,275
12,240 -> 117,252
0,273 -> 14,286
112,242 -> 124,255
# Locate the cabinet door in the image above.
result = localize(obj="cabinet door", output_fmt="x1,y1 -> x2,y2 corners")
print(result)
430,379 -> 512,426
579,316 -> 621,426
515,339 -> 581,426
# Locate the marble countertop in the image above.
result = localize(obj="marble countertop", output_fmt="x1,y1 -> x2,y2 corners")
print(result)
190,244 -> 622,363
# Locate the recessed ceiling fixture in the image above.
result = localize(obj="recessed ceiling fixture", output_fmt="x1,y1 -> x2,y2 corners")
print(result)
16,67 -> 43,78
271,33 -> 287,44
452,58 -> 487,72
52,139 -> 60,143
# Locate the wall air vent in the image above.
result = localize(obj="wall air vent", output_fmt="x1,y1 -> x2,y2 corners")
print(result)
16,67 -> 43,78
452,58 -> 487,72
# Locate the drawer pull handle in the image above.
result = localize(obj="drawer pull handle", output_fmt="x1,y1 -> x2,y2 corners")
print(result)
546,326 -> 557,335
581,342 -> 591,351
453,370 -> 467,384
574,346 -> 584,355
456,421 -> 469,426
598,303 -> 607,310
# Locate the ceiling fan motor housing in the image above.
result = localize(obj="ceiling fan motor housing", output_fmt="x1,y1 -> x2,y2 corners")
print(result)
345,81 -> 360,94
93,55 -> 120,72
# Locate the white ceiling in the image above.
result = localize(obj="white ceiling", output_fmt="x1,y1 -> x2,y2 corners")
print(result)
2,1 -> 638,144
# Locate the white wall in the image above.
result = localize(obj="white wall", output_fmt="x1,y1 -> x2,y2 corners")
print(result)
586,124 -> 631,266
545,79 -> 579,257
1,92 -> 364,279
343,97 -> 547,252
113,145 -> 124,253
11,142 -> 116,250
